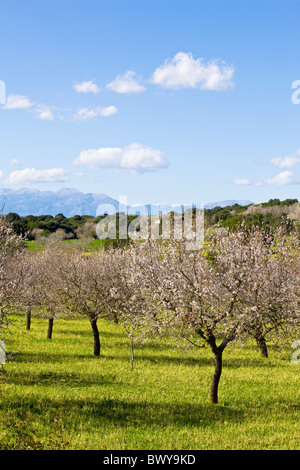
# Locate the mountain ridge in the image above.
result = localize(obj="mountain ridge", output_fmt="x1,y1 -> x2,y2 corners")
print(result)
0,187 -> 254,217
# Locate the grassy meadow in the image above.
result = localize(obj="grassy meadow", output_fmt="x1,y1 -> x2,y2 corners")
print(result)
0,314 -> 299,450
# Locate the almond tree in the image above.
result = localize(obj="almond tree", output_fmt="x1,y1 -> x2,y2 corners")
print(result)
150,237 -> 248,405
0,215 -> 25,341
50,247 -> 116,356
16,250 -> 40,331
121,240 -> 227,402
30,246 -> 65,339
231,229 -> 299,357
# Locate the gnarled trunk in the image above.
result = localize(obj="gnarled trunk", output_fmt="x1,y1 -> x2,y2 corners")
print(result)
210,349 -> 223,404
47,317 -> 54,339
90,318 -> 101,356
201,331 -> 225,405
256,336 -> 268,358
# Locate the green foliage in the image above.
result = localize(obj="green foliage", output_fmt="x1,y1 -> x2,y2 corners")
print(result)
205,200 -> 299,235
7,213 -> 95,240
261,198 -> 298,207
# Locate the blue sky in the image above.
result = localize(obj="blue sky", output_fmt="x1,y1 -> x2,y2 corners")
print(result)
0,0 -> 300,208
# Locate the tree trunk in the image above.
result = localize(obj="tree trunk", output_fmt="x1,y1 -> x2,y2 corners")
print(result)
196,329 -> 224,404
129,333 -> 134,371
210,349 -> 223,404
90,318 -> 101,356
256,336 -> 268,358
47,317 -> 54,339
26,309 -> 31,331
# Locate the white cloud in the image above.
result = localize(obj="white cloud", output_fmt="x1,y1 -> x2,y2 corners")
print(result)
72,80 -> 100,94
2,94 -> 33,110
150,52 -> 235,91
234,178 -> 251,185
73,143 -> 168,173
270,150 -> 300,169
0,170 -> 4,179
35,105 -> 55,121
10,159 -> 20,166
99,106 -> 118,117
2,94 -> 56,120
73,105 -> 117,121
6,168 -> 69,185
234,170 -> 300,186
265,171 -> 297,186
106,71 -> 146,93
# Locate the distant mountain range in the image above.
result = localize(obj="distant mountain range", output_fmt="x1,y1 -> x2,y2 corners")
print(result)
0,188 -> 254,217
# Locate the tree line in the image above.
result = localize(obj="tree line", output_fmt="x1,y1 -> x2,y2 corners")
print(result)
5,198 -> 299,241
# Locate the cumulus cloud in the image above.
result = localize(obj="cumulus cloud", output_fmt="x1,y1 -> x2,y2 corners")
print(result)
106,71 -> 146,93
72,80 -> 100,94
73,143 -> 168,173
150,52 -> 235,91
73,105 -> 117,121
6,168 -> 69,185
2,94 -> 33,110
265,171 -> 297,186
270,150 -> 300,169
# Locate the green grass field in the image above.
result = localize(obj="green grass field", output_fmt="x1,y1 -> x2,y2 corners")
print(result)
0,315 -> 299,450
25,238 -> 107,252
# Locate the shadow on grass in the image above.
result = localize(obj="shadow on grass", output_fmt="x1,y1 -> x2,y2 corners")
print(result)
6,370 -> 121,388
10,351 -> 88,363
57,328 -> 126,339
69,397 -> 246,428
105,352 -> 284,370
10,348 -> 284,370
0,394 -> 246,429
